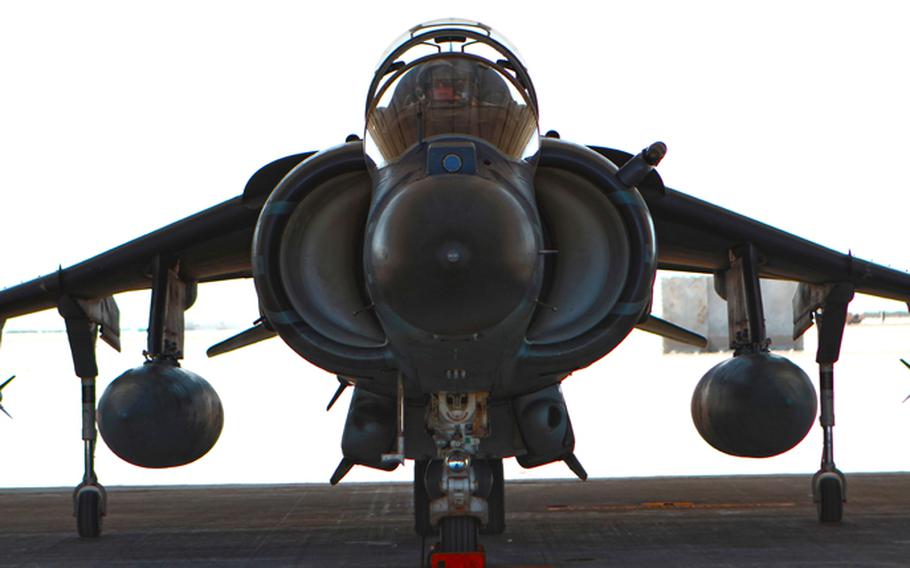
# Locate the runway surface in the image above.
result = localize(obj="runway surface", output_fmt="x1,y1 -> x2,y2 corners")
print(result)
2,474 -> 910,567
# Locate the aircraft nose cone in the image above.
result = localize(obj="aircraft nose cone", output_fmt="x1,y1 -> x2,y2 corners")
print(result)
442,243 -> 469,267
368,176 -> 539,336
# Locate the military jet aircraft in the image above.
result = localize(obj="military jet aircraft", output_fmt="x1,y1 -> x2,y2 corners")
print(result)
1,18 -> 910,561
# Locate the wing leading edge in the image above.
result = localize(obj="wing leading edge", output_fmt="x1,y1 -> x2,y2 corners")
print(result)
591,146 -> 910,304
0,151 -> 315,321
3,145 -> 909,324
0,197 -> 256,320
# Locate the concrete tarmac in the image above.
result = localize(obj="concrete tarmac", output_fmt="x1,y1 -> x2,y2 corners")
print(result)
2,474 -> 910,567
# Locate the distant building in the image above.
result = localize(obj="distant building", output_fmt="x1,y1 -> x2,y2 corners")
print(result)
661,276 -> 803,353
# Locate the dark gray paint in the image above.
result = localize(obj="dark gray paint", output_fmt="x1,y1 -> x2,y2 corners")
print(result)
97,361 -> 223,468
691,352 -> 818,457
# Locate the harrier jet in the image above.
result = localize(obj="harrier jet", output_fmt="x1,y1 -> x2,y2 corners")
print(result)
2,19 -> 909,563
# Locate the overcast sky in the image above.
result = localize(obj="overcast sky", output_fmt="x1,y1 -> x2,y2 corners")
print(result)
1,0 -> 909,327
2,0 -> 910,487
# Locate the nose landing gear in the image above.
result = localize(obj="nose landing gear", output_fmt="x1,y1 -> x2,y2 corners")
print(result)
417,392 -> 497,566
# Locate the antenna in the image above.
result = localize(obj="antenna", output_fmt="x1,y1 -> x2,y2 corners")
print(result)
0,375 -> 15,418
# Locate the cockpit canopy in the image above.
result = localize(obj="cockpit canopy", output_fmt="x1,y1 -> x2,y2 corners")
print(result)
365,20 -> 540,168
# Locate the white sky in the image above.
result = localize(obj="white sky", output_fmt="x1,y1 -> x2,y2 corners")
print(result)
2,1 -> 909,327
1,1 -> 910,487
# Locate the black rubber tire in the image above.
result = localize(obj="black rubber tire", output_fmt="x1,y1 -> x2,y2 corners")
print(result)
76,490 -> 102,538
414,460 -> 437,536
481,459 -> 505,535
817,477 -> 844,523
440,516 -> 480,552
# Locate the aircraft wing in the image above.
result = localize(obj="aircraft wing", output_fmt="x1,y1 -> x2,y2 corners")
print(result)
0,151 -> 314,321
591,146 -> 910,303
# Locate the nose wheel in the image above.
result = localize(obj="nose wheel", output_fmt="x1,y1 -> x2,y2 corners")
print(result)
430,516 -> 486,567
414,460 -> 438,537
440,516 -> 480,552
480,458 -> 504,535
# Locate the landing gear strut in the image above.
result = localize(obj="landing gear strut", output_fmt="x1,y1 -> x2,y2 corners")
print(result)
421,392 -> 492,565
60,296 -> 114,538
795,282 -> 854,523
416,457 -> 504,538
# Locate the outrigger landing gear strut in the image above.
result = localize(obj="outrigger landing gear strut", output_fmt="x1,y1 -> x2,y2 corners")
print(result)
59,295 -> 120,538
795,281 -> 855,523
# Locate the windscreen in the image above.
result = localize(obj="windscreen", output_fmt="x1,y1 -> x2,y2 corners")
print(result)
366,56 -> 539,166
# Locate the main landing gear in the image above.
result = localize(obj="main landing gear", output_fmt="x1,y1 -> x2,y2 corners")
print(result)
796,282 -> 855,523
